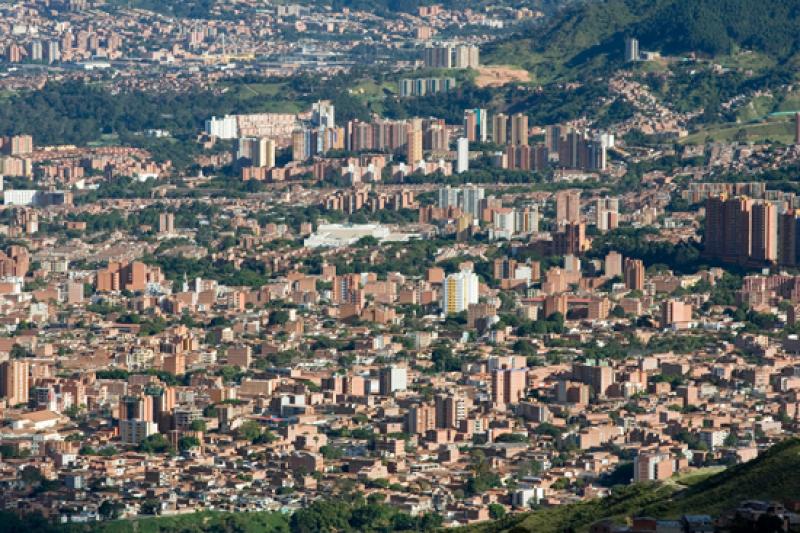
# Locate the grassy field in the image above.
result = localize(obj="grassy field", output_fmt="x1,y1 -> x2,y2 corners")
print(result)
221,81 -> 303,113
681,116 -> 796,145
351,79 -> 396,98
777,90 -> 800,113
87,133 -> 122,148
715,51 -> 777,72
632,58 -> 672,75
735,94 -> 775,122
671,466 -> 726,487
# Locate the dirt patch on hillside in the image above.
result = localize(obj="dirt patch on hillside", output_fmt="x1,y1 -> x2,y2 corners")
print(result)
475,65 -> 531,87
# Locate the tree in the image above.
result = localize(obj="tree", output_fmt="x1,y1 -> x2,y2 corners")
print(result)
431,344 -> 461,372
138,434 -> 174,454
20,466 -> 44,485
269,310 -> 290,326
236,420 -> 263,443
10,344 -> 30,359
98,446 -> 117,457
534,423 -> 563,438
488,503 -> 506,520
495,433 -> 529,443
140,498 -> 161,515
464,450 -> 501,496
355,236 -> 380,247
79,446 -> 96,456
518,459 -> 543,477
290,499 -> 351,533
99,500 -> 124,520
320,445 -> 344,460
179,436 -> 201,451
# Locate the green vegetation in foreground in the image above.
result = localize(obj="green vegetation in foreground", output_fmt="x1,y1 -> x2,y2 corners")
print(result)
0,492 -> 444,533
0,509 -> 289,533
459,438 -> 800,533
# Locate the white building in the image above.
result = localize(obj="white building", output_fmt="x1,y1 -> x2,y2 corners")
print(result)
515,206 -> 539,234
205,115 -> 238,139
462,185 -> 485,219
380,365 -> 407,394
514,265 -> 534,284
625,37 -> 640,62
438,185 -> 460,209
4,189 -> 68,207
304,224 -> 392,248
598,133 -> 615,149
699,429 -> 729,450
512,487 -> 545,508
3,189 -> 37,206
493,210 -> 514,233
312,100 -> 335,128
11,410 -> 64,431
456,137 -> 469,174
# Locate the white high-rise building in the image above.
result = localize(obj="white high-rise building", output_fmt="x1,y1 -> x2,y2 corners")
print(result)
493,210 -> 514,234
45,41 -> 60,64
456,137 -> 469,174
515,206 -> 539,234
625,38 -> 640,63
442,268 -> 479,314
29,41 -> 43,62
462,185 -> 485,219
312,100 -> 335,128
205,115 -> 238,139
438,186 -> 460,209
237,137 -> 276,168
598,133 -> 615,149
596,197 -> 619,232
379,365 -> 407,394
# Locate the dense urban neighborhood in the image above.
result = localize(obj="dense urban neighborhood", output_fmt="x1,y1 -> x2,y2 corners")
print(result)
1,1 -> 800,532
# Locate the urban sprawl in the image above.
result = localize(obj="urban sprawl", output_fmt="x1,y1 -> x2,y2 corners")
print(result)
0,1 -> 799,532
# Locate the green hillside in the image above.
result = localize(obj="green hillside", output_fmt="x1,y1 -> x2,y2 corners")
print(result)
484,0 -> 800,82
461,437 -> 800,533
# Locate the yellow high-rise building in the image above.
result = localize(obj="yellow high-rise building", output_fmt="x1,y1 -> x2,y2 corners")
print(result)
406,127 -> 423,166
442,268 -> 479,314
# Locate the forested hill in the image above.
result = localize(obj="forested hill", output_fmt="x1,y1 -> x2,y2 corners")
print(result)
484,0 -> 800,80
